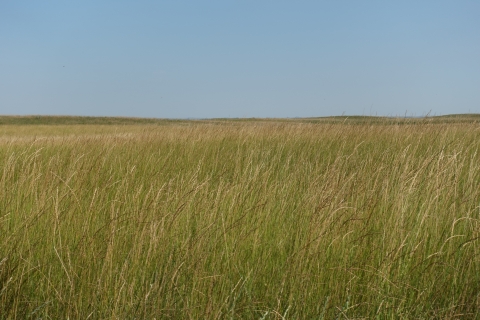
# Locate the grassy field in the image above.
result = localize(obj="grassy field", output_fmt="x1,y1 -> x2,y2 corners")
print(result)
1,116 -> 480,318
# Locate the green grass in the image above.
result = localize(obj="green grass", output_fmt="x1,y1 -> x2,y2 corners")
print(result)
1,118 -> 480,318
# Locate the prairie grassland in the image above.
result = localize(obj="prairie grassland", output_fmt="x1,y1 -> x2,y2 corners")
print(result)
1,120 -> 480,319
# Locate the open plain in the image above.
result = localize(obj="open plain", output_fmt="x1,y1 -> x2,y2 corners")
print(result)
1,116 -> 480,319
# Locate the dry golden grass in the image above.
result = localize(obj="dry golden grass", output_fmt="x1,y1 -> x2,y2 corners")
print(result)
1,118 -> 480,318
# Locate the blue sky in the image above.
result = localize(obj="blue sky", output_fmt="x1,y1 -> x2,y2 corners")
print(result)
1,1 -> 479,118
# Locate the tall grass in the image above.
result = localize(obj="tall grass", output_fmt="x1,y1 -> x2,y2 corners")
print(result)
1,121 -> 480,318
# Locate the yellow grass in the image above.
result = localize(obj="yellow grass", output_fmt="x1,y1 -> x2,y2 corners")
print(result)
1,118 -> 480,318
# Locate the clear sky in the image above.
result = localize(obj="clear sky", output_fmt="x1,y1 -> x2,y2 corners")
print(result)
1,1 -> 479,118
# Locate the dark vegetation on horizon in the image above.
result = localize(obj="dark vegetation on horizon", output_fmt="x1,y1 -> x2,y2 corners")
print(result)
0,114 -> 479,125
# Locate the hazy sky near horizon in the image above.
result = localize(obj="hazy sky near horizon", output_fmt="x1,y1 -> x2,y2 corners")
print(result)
1,1 -> 479,118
